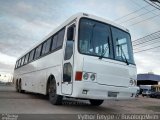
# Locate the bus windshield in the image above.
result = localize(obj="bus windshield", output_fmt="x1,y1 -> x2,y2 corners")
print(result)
78,18 -> 135,64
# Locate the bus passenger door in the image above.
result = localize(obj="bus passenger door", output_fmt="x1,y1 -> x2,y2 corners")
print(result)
62,23 -> 76,95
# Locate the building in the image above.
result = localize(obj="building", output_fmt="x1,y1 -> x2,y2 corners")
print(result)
137,73 -> 160,86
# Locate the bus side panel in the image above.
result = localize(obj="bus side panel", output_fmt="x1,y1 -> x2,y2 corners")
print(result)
13,49 -> 63,95
19,61 -> 37,92
30,50 -> 63,95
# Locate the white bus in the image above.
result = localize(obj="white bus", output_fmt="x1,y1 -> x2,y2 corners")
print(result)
13,13 -> 138,106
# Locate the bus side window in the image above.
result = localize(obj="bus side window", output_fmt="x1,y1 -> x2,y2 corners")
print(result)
42,42 -> 47,55
67,25 -> 75,40
35,45 -> 42,59
29,49 -> 35,62
16,61 -> 19,68
21,57 -> 25,66
17,60 -> 19,68
57,28 -> 65,48
19,59 -> 22,67
51,35 -> 58,51
45,38 -> 51,53
24,54 -> 29,65
63,63 -> 72,82
15,61 -> 18,69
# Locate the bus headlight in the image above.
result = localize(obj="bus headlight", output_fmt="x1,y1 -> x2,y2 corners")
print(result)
82,72 -> 96,81
83,73 -> 89,80
90,73 -> 96,81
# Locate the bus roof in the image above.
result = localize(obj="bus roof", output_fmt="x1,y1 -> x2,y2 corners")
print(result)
17,12 -> 129,60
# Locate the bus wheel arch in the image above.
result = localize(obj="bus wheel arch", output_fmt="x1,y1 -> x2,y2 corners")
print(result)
47,74 -> 63,105
46,74 -> 55,95
18,78 -> 25,93
16,79 -> 19,92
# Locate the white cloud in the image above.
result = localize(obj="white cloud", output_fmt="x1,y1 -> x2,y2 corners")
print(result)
0,0 -> 160,75
16,1 -> 32,11
135,51 -> 160,74
0,52 -> 16,65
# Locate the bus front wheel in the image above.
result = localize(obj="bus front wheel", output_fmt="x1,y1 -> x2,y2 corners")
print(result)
48,78 -> 63,105
89,99 -> 104,106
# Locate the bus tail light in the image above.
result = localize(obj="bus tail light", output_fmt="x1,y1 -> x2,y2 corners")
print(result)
75,71 -> 83,81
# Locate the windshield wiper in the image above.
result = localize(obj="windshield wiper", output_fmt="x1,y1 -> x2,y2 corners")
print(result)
121,47 -> 129,65
99,37 -> 110,59
117,39 -> 129,65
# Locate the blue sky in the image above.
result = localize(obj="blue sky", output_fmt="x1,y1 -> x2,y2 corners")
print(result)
0,0 -> 160,74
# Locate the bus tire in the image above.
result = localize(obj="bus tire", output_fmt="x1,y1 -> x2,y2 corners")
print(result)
48,78 -> 62,105
89,99 -> 104,106
16,80 -> 19,92
18,80 -> 25,93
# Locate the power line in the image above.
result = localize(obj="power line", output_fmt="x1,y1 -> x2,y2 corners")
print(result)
114,5 -> 150,21
132,31 -> 160,53
133,33 -> 160,46
119,8 -> 157,24
133,31 -> 160,47
133,37 -> 160,48
144,0 -> 160,10
134,45 -> 160,53
132,31 -> 160,42
133,37 -> 160,46
151,0 -> 160,8
134,41 -> 160,51
127,13 -> 160,27
114,0 -> 159,27
113,0 -> 159,28
150,0 -> 160,4
131,0 -> 158,15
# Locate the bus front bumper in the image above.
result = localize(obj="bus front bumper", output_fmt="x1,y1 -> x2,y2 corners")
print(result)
72,81 -> 138,100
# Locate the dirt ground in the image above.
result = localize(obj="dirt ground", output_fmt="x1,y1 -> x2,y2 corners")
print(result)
0,85 -> 159,114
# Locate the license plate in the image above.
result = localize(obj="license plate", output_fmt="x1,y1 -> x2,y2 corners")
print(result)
108,91 -> 118,97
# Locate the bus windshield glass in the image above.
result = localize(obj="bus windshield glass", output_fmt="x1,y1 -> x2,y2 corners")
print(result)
78,18 -> 135,64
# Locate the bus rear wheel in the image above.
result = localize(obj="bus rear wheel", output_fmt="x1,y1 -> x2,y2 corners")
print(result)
18,80 -> 25,93
89,99 -> 104,106
48,78 -> 62,105
16,80 -> 19,92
